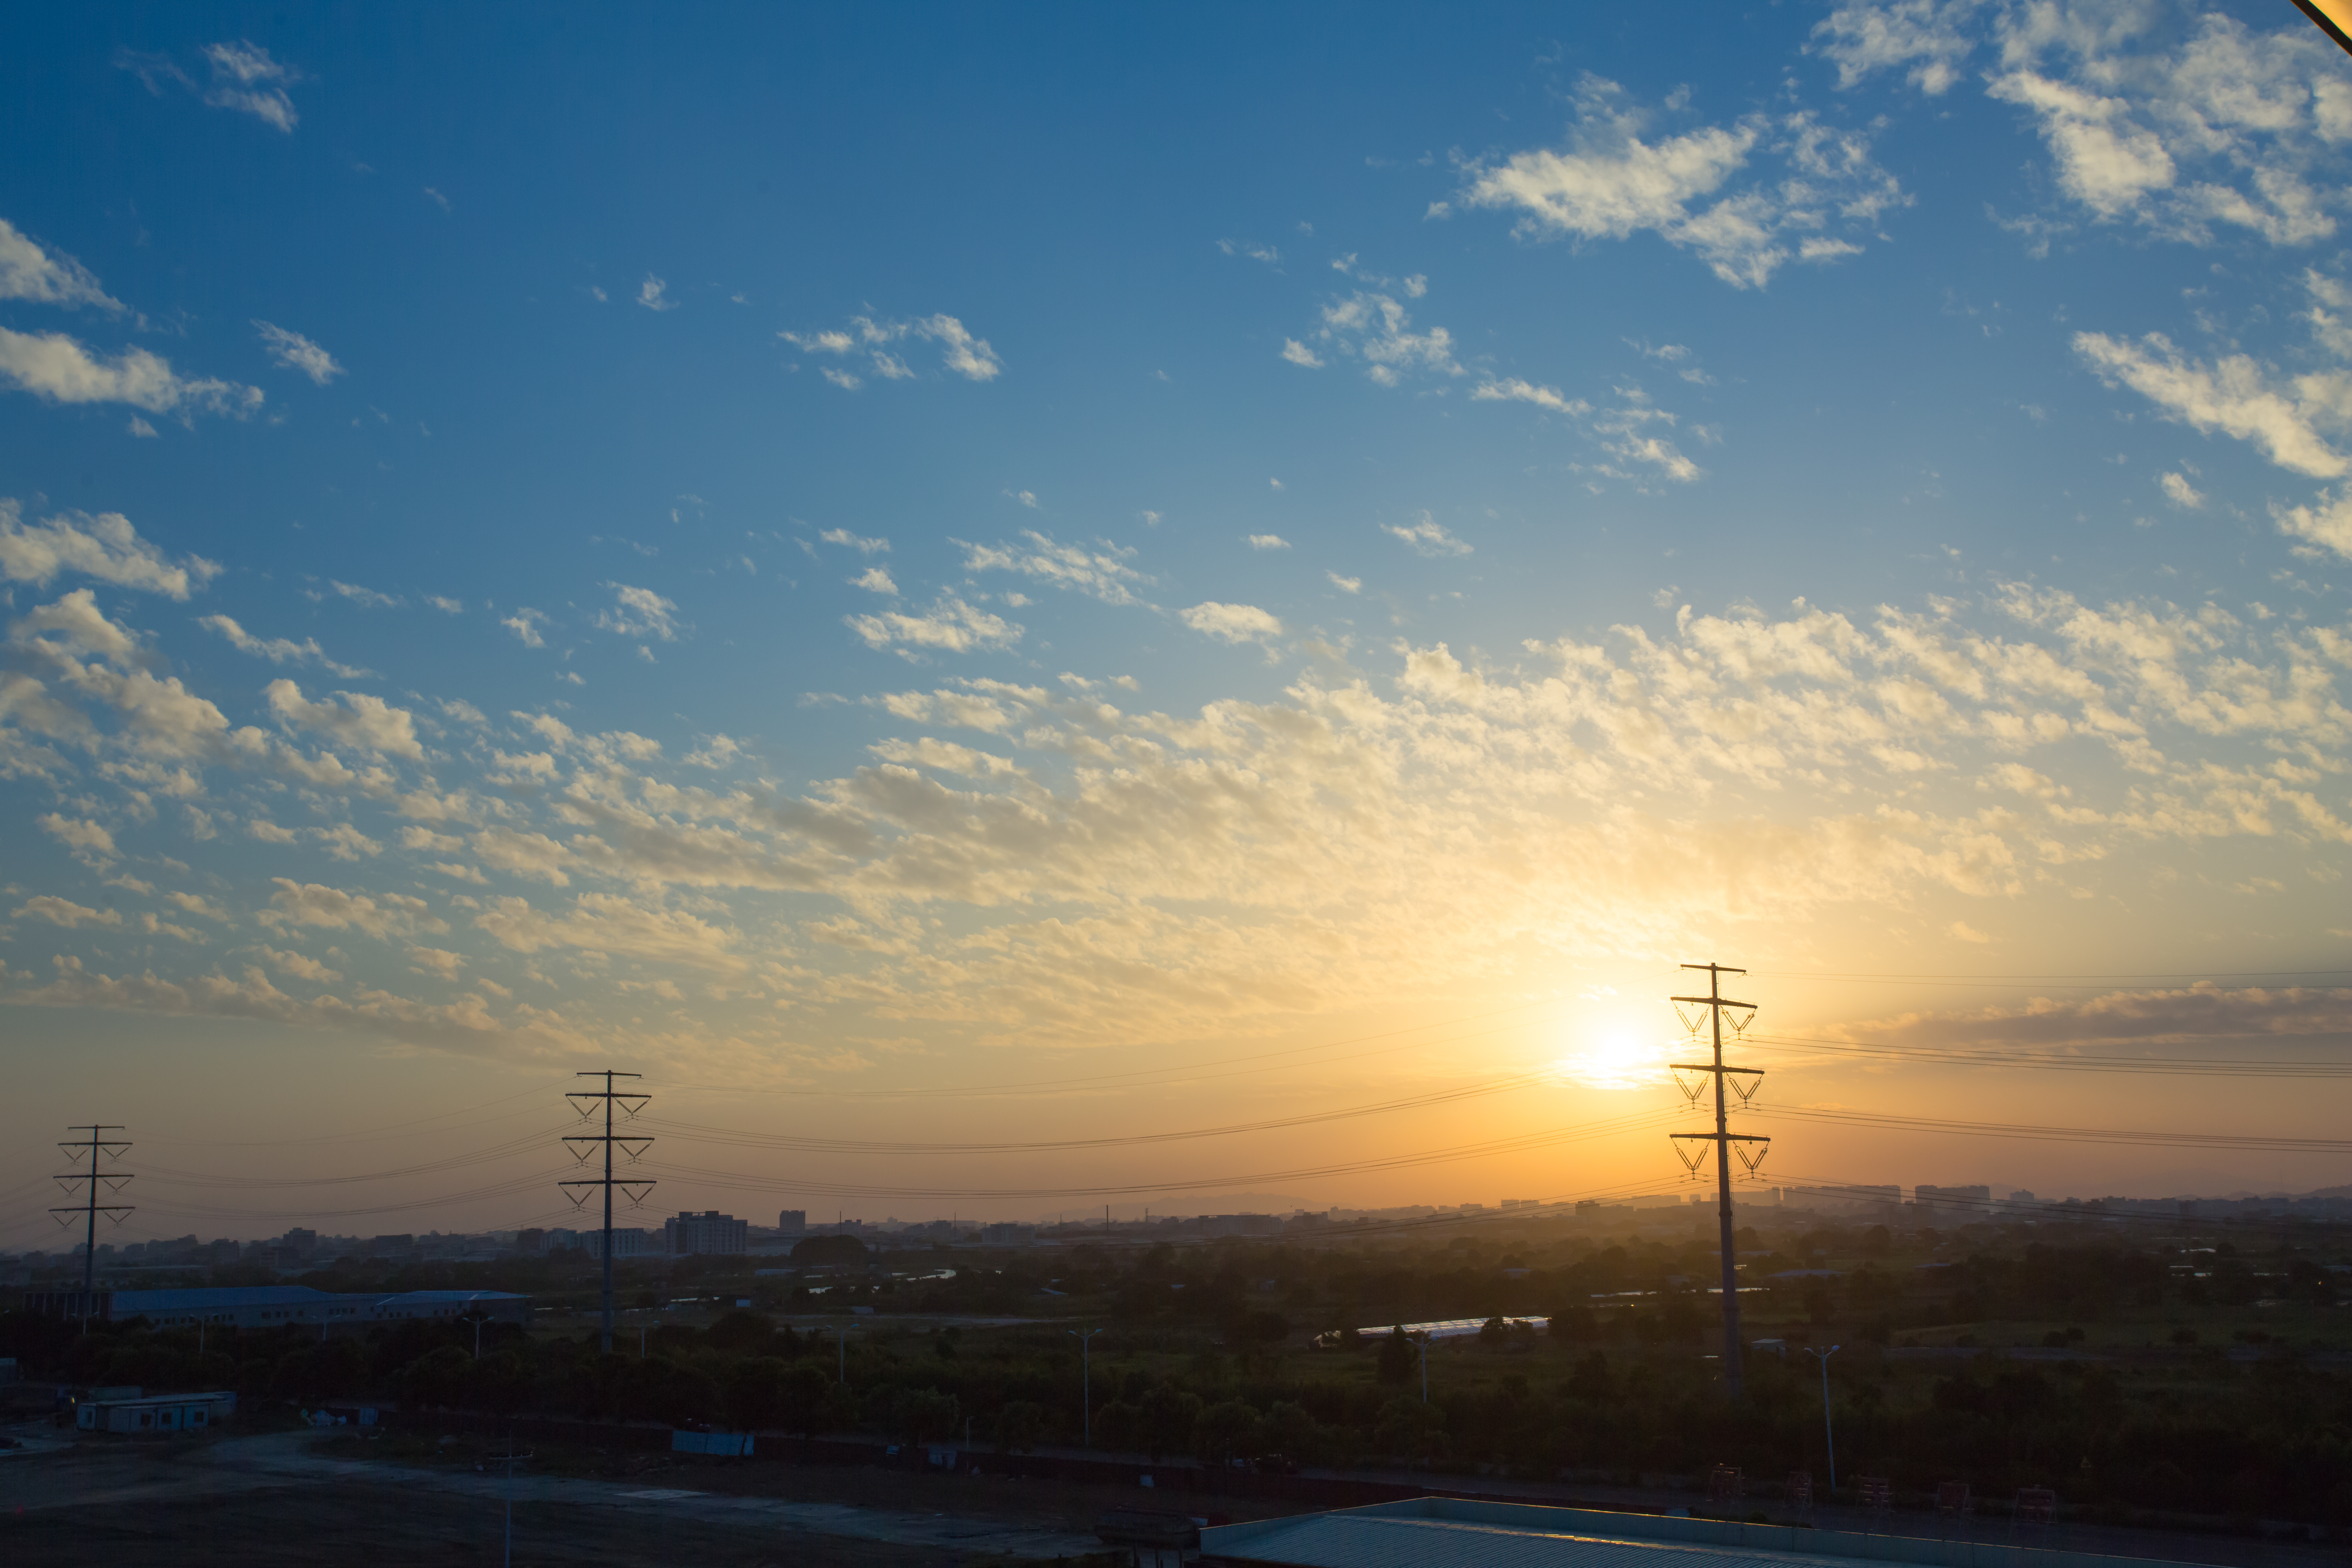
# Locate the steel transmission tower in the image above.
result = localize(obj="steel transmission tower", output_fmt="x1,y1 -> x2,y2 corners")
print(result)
561,1072 -> 654,1353
52,1124 -> 134,1328
1668,963 -> 1769,1397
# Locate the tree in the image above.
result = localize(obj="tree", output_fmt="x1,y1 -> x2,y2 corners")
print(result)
1138,1385 -> 1204,1461
791,1234 -> 869,1267
893,1385 -> 960,1446
1194,1399 -> 1261,1466
726,1357 -> 794,1431
1376,1326 -> 1416,1384
779,1364 -> 840,1436
401,1345 -> 472,1411
708,1310 -> 775,1354
993,1399 -> 1045,1453
1374,1397 -> 1445,1465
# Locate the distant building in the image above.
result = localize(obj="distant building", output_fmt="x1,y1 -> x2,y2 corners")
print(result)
777,1209 -> 806,1234
586,1228 -> 658,1261
517,1228 -> 547,1256
665,1211 -> 748,1256
23,1285 -> 528,1334
982,1222 -> 1033,1243
1915,1184 -> 1992,1212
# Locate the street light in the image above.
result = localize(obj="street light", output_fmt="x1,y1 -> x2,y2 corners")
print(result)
1413,1332 -> 1432,1403
1809,1345 -> 1841,1490
1067,1327 -> 1104,1446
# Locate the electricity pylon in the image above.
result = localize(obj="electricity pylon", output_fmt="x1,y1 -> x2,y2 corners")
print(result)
1669,963 -> 1769,1397
562,1072 -> 653,1354
52,1125 -> 133,1329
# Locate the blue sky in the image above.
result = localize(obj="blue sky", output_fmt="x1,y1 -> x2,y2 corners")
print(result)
3,2 -> 2350,1234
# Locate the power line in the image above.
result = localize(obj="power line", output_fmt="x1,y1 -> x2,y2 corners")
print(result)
1742,1033 -> 2352,1079
1754,1105 -> 2352,1154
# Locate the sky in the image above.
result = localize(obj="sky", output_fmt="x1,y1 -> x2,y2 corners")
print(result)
2,2 -> 2350,1243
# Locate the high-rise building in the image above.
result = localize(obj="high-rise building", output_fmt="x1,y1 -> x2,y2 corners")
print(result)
777,1209 -> 806,1234
665,1211 -> 748,1256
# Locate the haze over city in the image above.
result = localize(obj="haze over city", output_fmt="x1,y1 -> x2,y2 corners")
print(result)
3,0 -> 2350,1248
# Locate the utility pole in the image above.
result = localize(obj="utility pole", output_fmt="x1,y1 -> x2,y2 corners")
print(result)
1068,1326 -> 1103,1445
51,1125 -> 133,1330
561,1072 -> 653,1354
1669,963 -> 1769,1398
1810,1345 -> 1841,1489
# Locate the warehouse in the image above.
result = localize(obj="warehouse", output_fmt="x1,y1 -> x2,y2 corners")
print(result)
22,1285 -> 529,1335
75,1390 -> 236,1435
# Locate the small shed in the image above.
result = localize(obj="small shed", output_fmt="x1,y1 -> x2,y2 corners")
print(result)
77,1390 -> 236,1435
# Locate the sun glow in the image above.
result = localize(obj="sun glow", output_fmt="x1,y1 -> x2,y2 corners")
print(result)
1552,1027 -> 1670,1091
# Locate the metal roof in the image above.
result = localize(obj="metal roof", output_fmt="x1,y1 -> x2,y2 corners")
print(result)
1202,1499 -> 2178,1568
110,1286 -> 333,1310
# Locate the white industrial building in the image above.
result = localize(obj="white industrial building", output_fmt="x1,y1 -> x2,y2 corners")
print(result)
76,1390 -> 236,1434
24,1285 -> 529,1335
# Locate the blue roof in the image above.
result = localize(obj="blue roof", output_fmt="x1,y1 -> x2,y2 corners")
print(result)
111,1286 -> 331,1310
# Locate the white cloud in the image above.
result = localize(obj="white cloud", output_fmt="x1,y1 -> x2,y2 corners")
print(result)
2158,471 -> 2205,508
1461,75 -> 1903,289
1472,377 -> 1592,416
596,583 -> 681,641
254,321 -> 343,384
197,614 -> 367,676
0,326 -> 263,418
637,274 -> 677,312
127,416 -> 157,438
853,566 -> 898,594
258,878 -> 439,940
2274,490 -> 2352,559
199,40 -> 300,131
684,734 -> 745,769
407,944 -> 466,978
1384,513 -> 1472,557
1280,339 -> 1324,368
1327,570 -> 1362,593
1247,534 -> 1291,550
1180,601 -> 1284,644
39,813 -> 117,860
329,580 -> 401,609
1307,292 -> 1461,385
257,944 -> 340,982
820,528 -> 889,554
0,503 -> 220,598
783,312 -> 1002,383
1813,0 -> 1980,96
502,609 -> 549,648
1218,238 -> 1282,265
14,895 -> 120,928
1982,12 -> 2350,247
2074,331 -> 2344,478
475,891 -> 746,973
962,531 -> 1147,606
265,679 -> 425,760
846,595 -> 1022,657
427,595 -> 463,614
423,187 -> 451,214
1006,488 -> 1039,509
0,218 -> 123,311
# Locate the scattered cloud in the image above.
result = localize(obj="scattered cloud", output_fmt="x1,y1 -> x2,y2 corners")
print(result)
0,326 -> 263,419
1460,74 -> 1904,289
820,528 -> 889,554
119,41 -> 302,133
846,595 -> 1022,658
501,608 -> 549,648
197,615 -> 368,677
1247,534 -> 1291,551
15,894 -> 120,928
853,566 -> 897,594
1217,238 -> 1282,265
1305,292 -> 1461,385
2074,331 -> 2343,479
2158,471 -> 2204,509
596,584 -> 681,642
782,312 -> 1002,384
637,274 -> 677,312
254,321 -> 343,384
0,503 -> 220,599
1327,570 -> 1362,593
329,580 -> 401,609
0,218 -> 124,312
265,679 -> 425,760
1280,339 -> 1325,368
1812,0 -> 1980,96
1384,513 -> 1472,557
962,531 -> 1147,606
423,187 -> 451,214
1180,601 -> 1284,644
1473,377 -> 1592,417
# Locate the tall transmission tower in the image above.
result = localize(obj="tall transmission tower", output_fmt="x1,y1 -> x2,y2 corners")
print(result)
52,1124 -> 134,1329
561,1072 -> 653,1354
1669,963 -> 1769,1398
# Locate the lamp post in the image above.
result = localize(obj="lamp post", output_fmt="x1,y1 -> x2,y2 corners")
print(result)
1068,1326 -> 1104,1446
1809,1345 -> 1841,1490
1414,1332 -> 1431,1403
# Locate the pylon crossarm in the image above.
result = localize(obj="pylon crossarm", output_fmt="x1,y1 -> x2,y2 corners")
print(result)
1670,994 -> 1754,1010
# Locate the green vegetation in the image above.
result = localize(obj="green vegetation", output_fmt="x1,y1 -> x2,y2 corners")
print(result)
8,1211 -> 2351,1533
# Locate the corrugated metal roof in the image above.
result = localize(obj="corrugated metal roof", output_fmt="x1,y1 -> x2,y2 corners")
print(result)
1202,1499 -> 2179,1568
1209,1514 -> 1882,1568
111,1286 -> 332,1310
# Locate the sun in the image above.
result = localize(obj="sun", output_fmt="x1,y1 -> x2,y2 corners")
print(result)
1552,1027 -> 1668,1091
